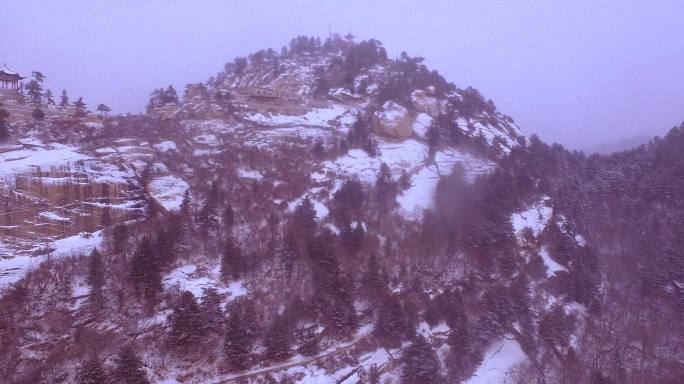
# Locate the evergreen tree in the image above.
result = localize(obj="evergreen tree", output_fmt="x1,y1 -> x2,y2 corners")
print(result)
60,89 -> 69,108
281,229 -> 299,278
446,312 -> 477,381
374,294 -> 408,348
0,108 -> 10,142
223,305 -> 252,371
129,236 -> 162,308
197,198 -> 216,238
363,252 -> 385,297
361,363 -> 381,384
96,103 -> 111,117
375,162 -> 396,212
110,346 -> 150,384
401,336 -> 444,384
31,107 -> 45,120
240,298 -> 261,339
164,85 -> 179,104
87,248 -> 105,311
510,273 -> 531,317
200,287 -> 224,333
179,189 -> 191,222
333,179 -> 364,223
223,203 -> 235,235
221,237 -> 243,280
539,303 -> 576,349
168,291 -> 203,348
73,97 -> 87,116
32,71 -> 45,83
25,71 -> 44,106
154,228 -> 175,267
263,313 -> 292,361
309,231 -> 357,335
294,196 -> 317,239
45,89 -> 55,106
75,355 -> 108,384
298,328 -> 320,356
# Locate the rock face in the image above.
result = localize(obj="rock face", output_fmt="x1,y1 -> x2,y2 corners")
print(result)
372,101 -> 413,139
411,89 -> 444,116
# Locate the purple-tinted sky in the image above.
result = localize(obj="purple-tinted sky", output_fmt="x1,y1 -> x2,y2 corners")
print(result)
2,1 -> 683,149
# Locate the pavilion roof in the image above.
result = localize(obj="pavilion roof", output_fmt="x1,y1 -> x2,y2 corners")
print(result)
0,64 -> 25,80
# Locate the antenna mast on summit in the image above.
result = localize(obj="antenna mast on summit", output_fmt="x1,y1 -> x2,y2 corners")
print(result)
328,22 -> 331,39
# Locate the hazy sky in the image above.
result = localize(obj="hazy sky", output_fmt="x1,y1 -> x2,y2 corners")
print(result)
2,1 -> 683,149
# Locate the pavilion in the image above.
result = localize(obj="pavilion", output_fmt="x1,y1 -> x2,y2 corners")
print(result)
0,64 -> 25,92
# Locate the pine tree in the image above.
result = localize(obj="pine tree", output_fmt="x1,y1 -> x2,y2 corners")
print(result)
375,162 -> 396,212
298,328 -> 320,356
240,298 -> 261,339
60,89 -> 69,108
363,252 -> 385,297
75,355 -> 108,384
221,237 -> 243,280
179,189 -> 191,222
168,291 -> 202,348
401,336 -> 444,384
309,232 -> 357,335
129,236 -> 162,308
539,303 -> 576,349
0,108 -> 10,142
374,294 -> 408,348
263,313 -> 292,361
223,203 -> 235,235
197,198 -> 216,238
200,287 -> 224,333
223,305 -> 252,371
45,90 -> 55,107
73,97 -> 87,117
294,196 -> 317,239
96,103 -> 111,117
87,248 -> 105,311
510,273 -> 531,317
446,313 -> 476,381
154,228 -> 175,267
361,363 -> 381,384
25,71 -> 44,106
110,346 -> 150,384
31,107 -> 45,120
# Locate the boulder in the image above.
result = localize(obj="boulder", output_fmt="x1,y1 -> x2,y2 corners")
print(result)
411,89 -> 444,116
372,101 -> 413,139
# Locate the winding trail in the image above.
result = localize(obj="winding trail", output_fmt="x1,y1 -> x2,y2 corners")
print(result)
213,328 -> 373,383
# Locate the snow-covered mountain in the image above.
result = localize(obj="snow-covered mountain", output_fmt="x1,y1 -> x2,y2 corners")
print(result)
1,36 -> 682,384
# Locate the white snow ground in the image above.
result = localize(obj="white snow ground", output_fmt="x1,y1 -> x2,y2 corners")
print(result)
465,337 -> 527,384
0,230 -> 103,290
511,197 -> 553,239
148,175 -> 189,211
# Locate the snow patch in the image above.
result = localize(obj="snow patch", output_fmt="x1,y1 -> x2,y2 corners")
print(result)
237,168 -> 264,180
412,113 -> 433,139
539,247 -> 568,277
153,141 -> 177,152
148,175 -> 189,211
511,197 -> 553,241
465,337 -> 527,384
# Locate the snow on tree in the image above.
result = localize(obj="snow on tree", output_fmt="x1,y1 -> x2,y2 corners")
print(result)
110,346 -> 150,384
401,335 -> 444,384
75,355 -> 108,384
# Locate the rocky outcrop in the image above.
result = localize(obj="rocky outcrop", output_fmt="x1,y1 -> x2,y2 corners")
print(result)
411,89 -> 445,116
371,101 -> 413,139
